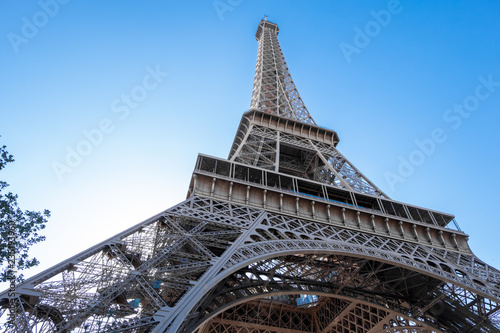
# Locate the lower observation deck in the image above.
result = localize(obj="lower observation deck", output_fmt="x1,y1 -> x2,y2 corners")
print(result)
188,154 -> 470,254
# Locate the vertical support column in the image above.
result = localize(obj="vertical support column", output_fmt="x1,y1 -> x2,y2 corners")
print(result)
426,227 -> 433,245
228,182 -> 233,201
439,231 -> 446,248
246,186 -> 251,205
156,212 -> 269,333
356,211 -> 362,229
412,224 -> 419,241
452,234 -> 459,250
191,174 -> 198,196
210,178 -> 216,197
275,131 -> 280,172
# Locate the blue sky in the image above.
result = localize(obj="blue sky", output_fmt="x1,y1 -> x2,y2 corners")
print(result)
1,0 -> 500,288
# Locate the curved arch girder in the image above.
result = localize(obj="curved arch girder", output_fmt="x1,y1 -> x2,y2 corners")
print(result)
184,254 -> 446,332
182,250 -> 500,333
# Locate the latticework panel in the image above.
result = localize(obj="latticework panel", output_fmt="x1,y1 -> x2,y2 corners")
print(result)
187,253 -> 500,332
198,299 -> 433,333
0,198 -> 259,332
231,124 -> 386,197
232,126 -> 278,170
187,253 -> 443,332
2,198 -> 500,332
250,20 -> 315,125
216,300 -> 315,332
173,200 -> 499,333
313,142 -> 381,196
225,226 -> 500,308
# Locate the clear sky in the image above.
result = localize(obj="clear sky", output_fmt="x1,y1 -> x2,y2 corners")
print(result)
1,1 -> 500,289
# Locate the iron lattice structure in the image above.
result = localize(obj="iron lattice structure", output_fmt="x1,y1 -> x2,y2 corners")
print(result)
2,18 -> 500,333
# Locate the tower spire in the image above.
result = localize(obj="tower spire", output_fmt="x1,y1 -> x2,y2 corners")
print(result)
250,19 -> 316,125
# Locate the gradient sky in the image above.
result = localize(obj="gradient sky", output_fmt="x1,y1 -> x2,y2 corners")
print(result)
1,1 -> 500,290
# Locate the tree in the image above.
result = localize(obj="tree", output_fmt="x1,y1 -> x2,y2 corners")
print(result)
0,143 -> 50,282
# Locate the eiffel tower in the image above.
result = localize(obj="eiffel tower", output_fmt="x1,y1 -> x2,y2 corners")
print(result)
2,18 -> 500,333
